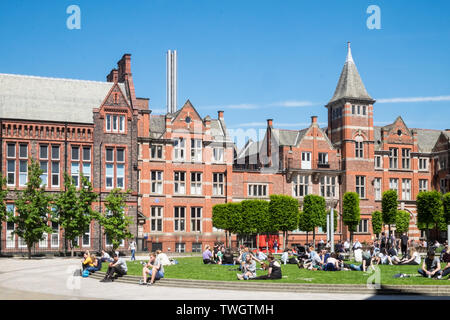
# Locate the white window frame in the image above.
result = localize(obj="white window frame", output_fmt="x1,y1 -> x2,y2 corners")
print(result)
213,173 -> 224,196
356,176 -> 366,198
7,160 -> 15,186
151,206 -> 163,232
375,155 -> 383,169
374,178 -> 382,201
19,144 -> 28,159
40,161 -> 48,187
51,222 -> 59,248
19,160 -> 27,186
119,115 -> 125,133
151,144 -> 163,160
174,207 -> 186,232
402,179 -> 411,200
174,138 -> 185,161
356,219 -> 369,233
419,179 -> 428,193
320,176 -> 336,199
174,171 -> 186,194
389,178 -> 399,193
293,175 -> 310,197
6,205 -> 15,248
82,228 -> 91,248
318,152 -> 328,165
39,233 -> 48,248
213,147 -> 224,163
191,139 -> 202,162
389,148 -> 398,169
248,184 -> 268,198
190,172 -> 202,195
151,171 -> 163,194
191,207 -> 202,232
419,158 -> 428,171
402,149 -> 411,169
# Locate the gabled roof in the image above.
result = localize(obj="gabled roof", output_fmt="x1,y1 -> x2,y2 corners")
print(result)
0,73 -> 128,124
272,128 -> 308,146
328,43 -> 373,105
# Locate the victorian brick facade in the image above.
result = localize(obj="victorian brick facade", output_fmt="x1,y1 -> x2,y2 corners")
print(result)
1,46 -> 449,254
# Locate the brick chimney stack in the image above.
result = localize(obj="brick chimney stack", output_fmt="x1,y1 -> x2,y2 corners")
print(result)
311,116 -> 318,124
218,110 -> 224,120
106,69 -> 119,83
118,54 -> 132,82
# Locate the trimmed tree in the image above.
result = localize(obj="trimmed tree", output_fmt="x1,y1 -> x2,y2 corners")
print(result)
98,188 -> 133,251
10,159 -> 53,259
443,192 -> 450,225
303,194 -> 326,248
212,203 -> 229,246
381,190 -> 398,236
371,211 -> 383,239
395,210 -> 411,234
298,210 -> 314,243
342,192 -> 360,245
224,202 -> 243,247
417,190 -> 444,242
269,195 -> 299,250
240,199 -> 271,250
54,173 -> 98,256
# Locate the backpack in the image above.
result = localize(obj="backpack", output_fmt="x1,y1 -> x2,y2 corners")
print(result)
82,269 -> 90,278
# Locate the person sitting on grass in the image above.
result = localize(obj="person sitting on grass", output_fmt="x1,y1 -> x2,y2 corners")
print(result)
215,247 -> 224,265
441,246 -> 450,280
140,252 -> 165,285
222,249 -> 235,265
202,245 -> 215,264
249,254 -> 282,280
303,249 -> 323,270
155,249 -> 171,266
399,247 -> 421,265
101,253 -> 127,282
256,249 -> 268,261
281,249 -> 289,265
388,245 -> 402,264
319,249 -> 330,265
418,250 -> 442,279
237,247 -> 252,269
374,248 -> 393,265
100,250 -> 112,263
237,253 -> 257,280
86,254 -> 102,274
81,250 -> 93,270
349,248 -> 375,272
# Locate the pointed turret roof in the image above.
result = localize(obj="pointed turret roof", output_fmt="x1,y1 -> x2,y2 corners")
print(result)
328,42 -> 374,105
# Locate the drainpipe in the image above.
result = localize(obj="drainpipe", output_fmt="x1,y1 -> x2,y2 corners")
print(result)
98,141 -> 103,252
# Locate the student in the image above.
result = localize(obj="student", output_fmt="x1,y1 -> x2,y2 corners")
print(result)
441,246 -> 450,279
202,245 -> 214,264
388,245 -> 402,264
140,252 -> 165,285
343,239 -> 350,253
237,254 -> 257,280
86,254 -> 102,274
349,248 -> 374,271
380,232 -> 387,250
216,248 -> 224,265
400,233 -> 409,257
222,249 -> 235,265
418,251 -> 442,279
323,252 -> 340,271
100,250 -> 112,263
81,251 -> 93,270
129,240 -> 137,261
155,249 -> 171,266
256,249 -> 267,261
273,240 -> 278,254
400,247 -> 421,265
101,254 -> 127,282
250,254 -> 282,280
281,249 -> 289,265
375,248 -> 392,265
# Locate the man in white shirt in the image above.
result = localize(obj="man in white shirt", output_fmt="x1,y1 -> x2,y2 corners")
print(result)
344,239 -> 350,252
129,240 -> 136,261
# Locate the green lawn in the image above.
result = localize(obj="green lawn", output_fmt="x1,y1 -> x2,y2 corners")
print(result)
100,257 -> 450,286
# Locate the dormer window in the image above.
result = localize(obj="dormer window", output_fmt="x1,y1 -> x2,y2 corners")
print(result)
106,114 -> 126,133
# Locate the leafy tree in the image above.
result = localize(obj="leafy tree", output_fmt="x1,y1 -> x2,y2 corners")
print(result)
54,173 -> 98,256
342,192 -> 360,245
212,203 -> 228,245
0,175 -> 8,254
98,188 -> 133,251
303,194 -> 326,248
10,159 -> 53,259
417,191 -> 444,241
381,190 -> 398,236
226,202 -> 243,247
395,210 -> 411,234
269,195 -> 299,250
443,192 -> 450,225
298,210 -> 314,243
240,199 -> 272,250
371,211 -> 383,239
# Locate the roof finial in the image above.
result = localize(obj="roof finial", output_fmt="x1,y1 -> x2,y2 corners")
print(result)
346,41 -> 354,63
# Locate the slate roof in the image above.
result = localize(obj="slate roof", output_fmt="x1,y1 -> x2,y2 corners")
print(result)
272,128 -> 308,146
0,73 -> 128,124
328,43 -> 373,104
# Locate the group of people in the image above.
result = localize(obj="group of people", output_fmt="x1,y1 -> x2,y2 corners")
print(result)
202,244 -> 235,265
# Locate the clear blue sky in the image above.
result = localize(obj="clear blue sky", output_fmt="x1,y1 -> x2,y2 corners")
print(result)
1,0 -> 449,138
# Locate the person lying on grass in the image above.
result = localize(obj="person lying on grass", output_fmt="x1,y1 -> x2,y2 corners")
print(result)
418,250 -> 442,279
140,252 -> 165,285
399,247 -> 421,265
237,253 -> 257,280
249,254 -> 282,280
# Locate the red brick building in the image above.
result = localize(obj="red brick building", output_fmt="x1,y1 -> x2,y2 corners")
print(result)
1,46 -> 449,254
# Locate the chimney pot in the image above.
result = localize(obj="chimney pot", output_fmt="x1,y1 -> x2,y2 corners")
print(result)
218,110 -> 224,119
267,119 -> 273,127
311,116 -> 318,124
